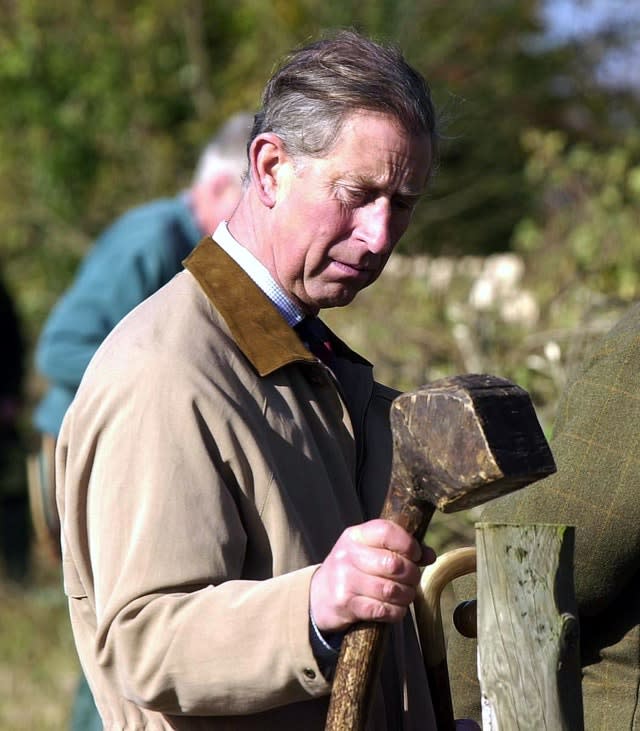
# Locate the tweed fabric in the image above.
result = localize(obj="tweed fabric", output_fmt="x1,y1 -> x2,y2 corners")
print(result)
448,302 -> 640,730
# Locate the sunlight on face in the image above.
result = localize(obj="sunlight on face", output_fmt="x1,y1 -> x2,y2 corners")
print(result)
270,112 -> 433,314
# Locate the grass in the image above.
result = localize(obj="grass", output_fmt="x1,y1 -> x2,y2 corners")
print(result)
0,546 -> 78,731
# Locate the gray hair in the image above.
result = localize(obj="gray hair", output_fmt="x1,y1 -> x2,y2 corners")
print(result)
193,113 -> 254,184
250,30 -> 438,164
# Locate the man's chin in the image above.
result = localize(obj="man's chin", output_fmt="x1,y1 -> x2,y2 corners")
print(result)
315,289 -> 361,310
302,279 -> 372,311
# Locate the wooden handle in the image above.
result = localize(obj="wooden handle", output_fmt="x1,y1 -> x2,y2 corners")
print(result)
414,546 -> 477,731
324,621 -> 387,731
325,482 -> 435,731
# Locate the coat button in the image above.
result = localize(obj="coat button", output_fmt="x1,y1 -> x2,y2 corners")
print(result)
303,667 -> 316,680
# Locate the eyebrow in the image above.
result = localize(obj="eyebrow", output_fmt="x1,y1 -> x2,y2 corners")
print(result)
337,174 -> 427,199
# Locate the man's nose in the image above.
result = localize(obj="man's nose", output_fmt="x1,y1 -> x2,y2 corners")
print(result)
356,198 -> 393,254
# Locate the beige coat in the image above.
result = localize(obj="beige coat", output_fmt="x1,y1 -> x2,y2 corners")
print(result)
57,238 -> 436,730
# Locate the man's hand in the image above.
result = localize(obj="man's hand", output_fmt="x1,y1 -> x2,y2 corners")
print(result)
310,518 -> 435,634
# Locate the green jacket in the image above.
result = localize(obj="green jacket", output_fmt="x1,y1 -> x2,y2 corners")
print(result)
34,195 -> 201,436
449,302 -> 640,729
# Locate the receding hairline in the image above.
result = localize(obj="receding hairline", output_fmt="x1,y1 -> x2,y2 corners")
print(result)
253,30 -> 438,153
280,109 -> 435,191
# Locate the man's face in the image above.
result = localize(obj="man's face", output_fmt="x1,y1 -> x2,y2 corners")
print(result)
266,111 -> 432,314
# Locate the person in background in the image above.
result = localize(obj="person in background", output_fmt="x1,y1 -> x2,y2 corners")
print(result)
30,112 -> 252,731
0,273 -> 29,584
56,30 -> 479,730
448,301 -> 640,730
33,112 -> 253,444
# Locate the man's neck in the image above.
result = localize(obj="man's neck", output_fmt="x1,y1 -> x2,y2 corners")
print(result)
227,194 -> 266,261
213,221 -> 305,327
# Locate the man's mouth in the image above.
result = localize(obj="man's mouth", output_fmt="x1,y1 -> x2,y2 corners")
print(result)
331,259 -> 376,277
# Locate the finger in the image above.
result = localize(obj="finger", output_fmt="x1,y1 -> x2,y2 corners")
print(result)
317,550 -> 419,624
348,542 -> 423,585
346,593 -> 411,624
350,572 -> 418,608
349,520 -> 424,563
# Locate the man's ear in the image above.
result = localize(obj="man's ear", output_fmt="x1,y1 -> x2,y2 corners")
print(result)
249,133 -> 292,208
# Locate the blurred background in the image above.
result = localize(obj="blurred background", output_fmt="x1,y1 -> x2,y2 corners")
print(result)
0,0 -> 638,727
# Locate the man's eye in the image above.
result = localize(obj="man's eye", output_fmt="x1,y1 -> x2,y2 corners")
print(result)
340,188 -> 367,205
393,196 -> 418,212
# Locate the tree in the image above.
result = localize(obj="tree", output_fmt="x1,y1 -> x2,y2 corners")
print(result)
1,0 -> 637,344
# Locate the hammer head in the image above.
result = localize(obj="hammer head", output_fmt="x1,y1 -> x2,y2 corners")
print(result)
391,373 -> 555,512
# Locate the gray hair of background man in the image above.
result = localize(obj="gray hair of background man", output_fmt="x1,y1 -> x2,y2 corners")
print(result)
249,30 -> 438,168
193,112 -> 254,184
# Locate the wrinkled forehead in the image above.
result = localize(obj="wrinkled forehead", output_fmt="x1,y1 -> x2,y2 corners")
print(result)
330,112 -> 433,191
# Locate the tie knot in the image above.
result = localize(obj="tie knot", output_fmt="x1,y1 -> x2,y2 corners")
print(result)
296,316 -> 325,340
295,318 -> 335,367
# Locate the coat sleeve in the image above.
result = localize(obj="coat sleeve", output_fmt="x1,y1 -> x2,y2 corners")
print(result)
57,346 -> 330,716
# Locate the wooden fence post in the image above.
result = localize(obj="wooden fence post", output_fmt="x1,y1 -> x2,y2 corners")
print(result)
475,523 -> 583,730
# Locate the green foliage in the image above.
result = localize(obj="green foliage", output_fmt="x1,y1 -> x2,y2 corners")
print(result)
2,1 -> 637,349
326,128 -> 640,435
514,128 -> 640,302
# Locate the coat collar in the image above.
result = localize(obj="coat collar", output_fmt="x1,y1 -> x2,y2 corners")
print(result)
184,236 -> 371,377
183,236 -> 313,376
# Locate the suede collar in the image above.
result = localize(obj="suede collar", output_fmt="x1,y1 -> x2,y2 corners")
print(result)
183,237 -> 370,376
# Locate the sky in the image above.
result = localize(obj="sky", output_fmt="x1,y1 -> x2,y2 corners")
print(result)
543,0 -> 639,41
543,0 -> 640,88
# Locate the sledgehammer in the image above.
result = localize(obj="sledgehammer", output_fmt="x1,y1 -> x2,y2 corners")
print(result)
325,374 -> 556,731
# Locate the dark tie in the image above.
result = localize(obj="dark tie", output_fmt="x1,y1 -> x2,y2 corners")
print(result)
294,317 -> 336,368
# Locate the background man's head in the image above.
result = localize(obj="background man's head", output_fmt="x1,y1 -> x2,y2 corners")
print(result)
190,112 -> 253,234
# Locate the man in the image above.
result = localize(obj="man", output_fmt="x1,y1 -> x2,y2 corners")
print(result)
31,112 -> 252,556
57,31 -> 476,729
31,113 -> 251,731
448,302 -> 640,729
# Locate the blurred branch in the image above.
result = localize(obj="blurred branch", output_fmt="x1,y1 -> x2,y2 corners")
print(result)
182,0 -> 214,118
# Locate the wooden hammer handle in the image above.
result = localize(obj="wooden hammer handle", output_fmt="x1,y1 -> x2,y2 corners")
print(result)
325,484 -> 436,731
324,621 -> 387,730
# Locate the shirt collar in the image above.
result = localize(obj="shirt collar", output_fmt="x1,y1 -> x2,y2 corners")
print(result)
183,234 -> 315,376
183,231 -> 371,377
212,221 -> 305,327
